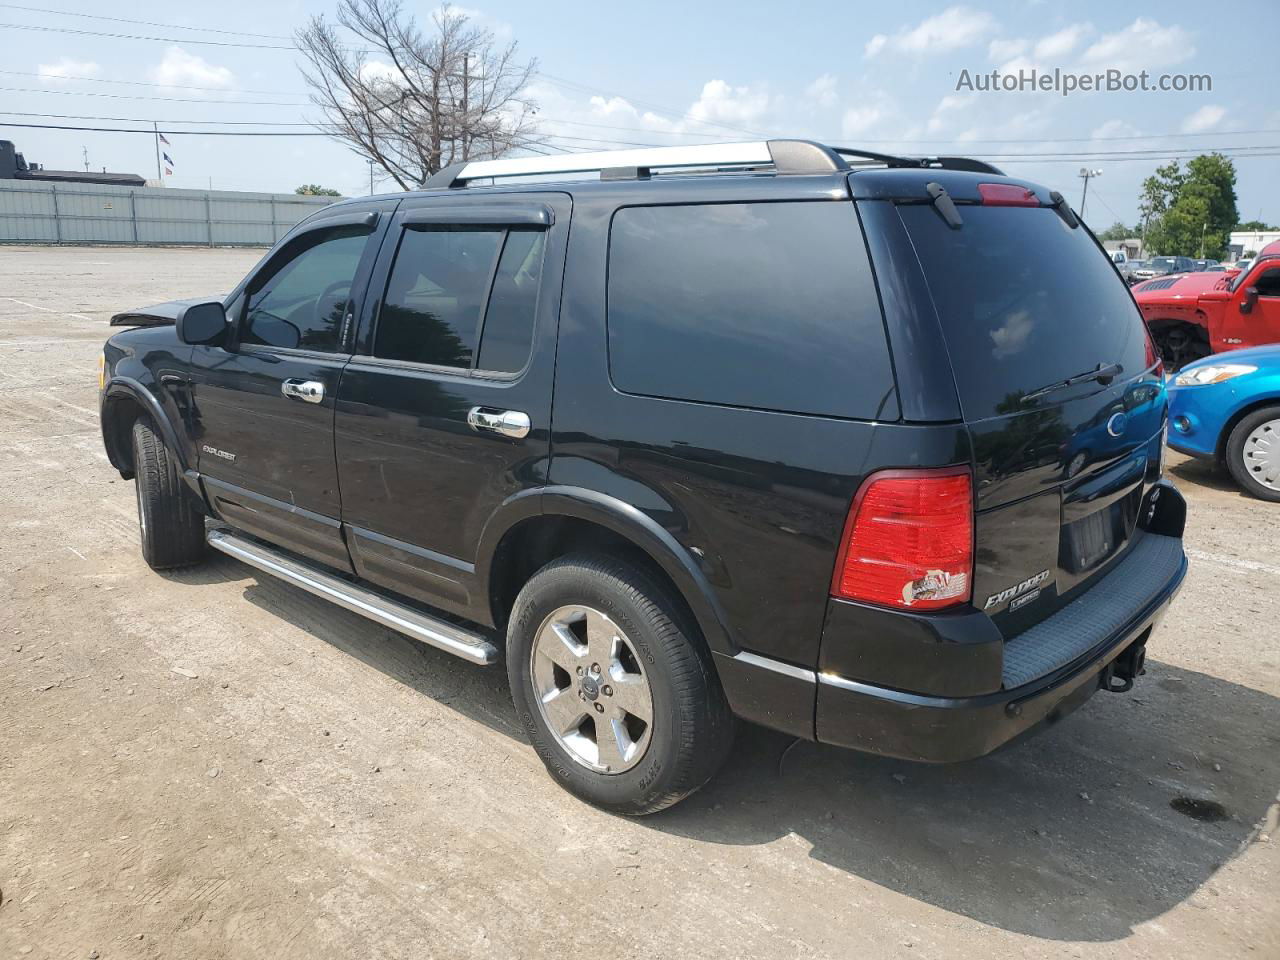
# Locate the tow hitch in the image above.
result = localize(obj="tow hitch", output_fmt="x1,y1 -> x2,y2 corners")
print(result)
1100,642 -> 1147,693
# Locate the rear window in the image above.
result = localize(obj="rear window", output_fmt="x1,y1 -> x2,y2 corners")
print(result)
607,201 -> 896,420
898,205 -> 1148,420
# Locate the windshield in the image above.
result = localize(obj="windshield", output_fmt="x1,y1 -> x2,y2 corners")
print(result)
898,204 -> 1149,420
1151,257 -> 1177,270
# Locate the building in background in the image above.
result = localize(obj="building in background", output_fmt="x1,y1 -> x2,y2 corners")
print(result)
1229,229 -> 1280,259
0,139 -> 145,188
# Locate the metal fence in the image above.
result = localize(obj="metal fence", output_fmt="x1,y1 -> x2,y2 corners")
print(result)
0,179 -> 339,247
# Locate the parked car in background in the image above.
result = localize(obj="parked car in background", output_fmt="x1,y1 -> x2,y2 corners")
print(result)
1147,256 -> 1196,277
1233,258 -> 1254,273
1134,239 -> 1280,368
1122,259 -> 1153,285
1168,345 -> 1280,501
1191,259 -> 1219,271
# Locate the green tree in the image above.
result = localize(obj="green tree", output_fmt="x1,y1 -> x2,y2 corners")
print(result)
1143,154 -> 1238,259
1236,219 -> 1278,231
1096,221 -> 1135,242
296,184 -> 343,196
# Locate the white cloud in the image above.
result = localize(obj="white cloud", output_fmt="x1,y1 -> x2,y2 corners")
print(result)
1091,118 -> 1141,139
927,92 -> 977,132
805,73 -> 839,109
1079,18 -> 1193,72
866,7 -> 996,58
1033,23 -> 1092,60
37,58 -> 100,83
842,105 -> 886,136
1181,104 -> 1225,133
988,38 -> 1027,62
148,46 -> 234,89
684,80 -> 774,130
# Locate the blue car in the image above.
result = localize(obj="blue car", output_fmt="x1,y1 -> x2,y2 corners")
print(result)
1167,345 -> 1280,501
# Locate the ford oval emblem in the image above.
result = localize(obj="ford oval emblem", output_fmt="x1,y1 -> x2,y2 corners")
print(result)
1106,412 -> 1128,438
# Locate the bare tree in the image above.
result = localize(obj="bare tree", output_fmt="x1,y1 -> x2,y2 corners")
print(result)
297,1 -> 540,189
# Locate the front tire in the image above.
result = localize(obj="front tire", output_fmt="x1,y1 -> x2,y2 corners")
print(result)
506,553 -> 734,815
131,418 -> 207,569
1225,406 -> 1280,502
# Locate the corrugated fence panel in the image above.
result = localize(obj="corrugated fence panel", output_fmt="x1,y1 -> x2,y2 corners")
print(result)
0,180 -> 338,246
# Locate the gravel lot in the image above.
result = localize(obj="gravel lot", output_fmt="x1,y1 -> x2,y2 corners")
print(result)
1,244 -> 1277,960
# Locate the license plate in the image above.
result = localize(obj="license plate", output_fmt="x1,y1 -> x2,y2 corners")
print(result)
1064,507 -> 1116,572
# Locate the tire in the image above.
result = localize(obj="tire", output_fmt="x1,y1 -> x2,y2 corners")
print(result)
1224,406 -> 1280,502
131,417 -> 207,569
506,553 -> 734,815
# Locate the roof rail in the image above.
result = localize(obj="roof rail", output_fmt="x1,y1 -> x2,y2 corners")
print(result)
423,139 -> 851,189
419,139 -> 1003,189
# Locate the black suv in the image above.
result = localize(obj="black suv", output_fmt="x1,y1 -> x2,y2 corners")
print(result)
99,140 -> 1187,814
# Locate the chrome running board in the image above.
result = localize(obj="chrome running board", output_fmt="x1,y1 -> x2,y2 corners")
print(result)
206,528 -> 500,666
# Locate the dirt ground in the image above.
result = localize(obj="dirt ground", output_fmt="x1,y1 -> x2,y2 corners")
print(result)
1,244 -> 1277,960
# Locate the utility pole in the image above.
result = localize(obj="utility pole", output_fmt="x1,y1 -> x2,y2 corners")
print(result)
82,146 -> 89,172
367,158 -> 375,195
152,122 -> 163,184
1199,222 -> 1207,259
461,53 -> 470,161
1078,168 -> 1102,220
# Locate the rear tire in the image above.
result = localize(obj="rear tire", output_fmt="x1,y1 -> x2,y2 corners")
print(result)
1225,406 -> 1280,502
131,418 -> 207,569
506,553 -> 734,815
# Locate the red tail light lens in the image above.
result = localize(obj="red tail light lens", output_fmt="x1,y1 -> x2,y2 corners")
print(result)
1145,331 -> 1164,378
978,183 -> 1039,207
831,469 -> 973,611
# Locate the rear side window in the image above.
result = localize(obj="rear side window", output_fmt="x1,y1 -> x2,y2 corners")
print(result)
376,226 -> 546,372
607,202 -> 896,419
899,205 -> 1149,420
376,229 -> 502,368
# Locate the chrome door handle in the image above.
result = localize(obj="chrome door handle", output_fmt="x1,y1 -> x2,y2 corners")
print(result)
467,406 -> 531,439
281,379 -> 325,403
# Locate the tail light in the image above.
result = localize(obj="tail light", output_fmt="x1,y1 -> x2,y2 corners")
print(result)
978,183 -> 1039,207
831,468 -> 973,611
1145,332 -> 1165,379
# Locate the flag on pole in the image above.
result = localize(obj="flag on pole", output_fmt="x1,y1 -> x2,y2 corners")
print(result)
163,153 -> 174,167
158,132 -> 171,146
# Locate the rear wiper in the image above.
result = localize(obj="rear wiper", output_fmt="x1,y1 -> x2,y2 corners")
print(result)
1021,362 -> 1123,404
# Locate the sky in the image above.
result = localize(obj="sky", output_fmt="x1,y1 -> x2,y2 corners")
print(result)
3,0 -> 1277,229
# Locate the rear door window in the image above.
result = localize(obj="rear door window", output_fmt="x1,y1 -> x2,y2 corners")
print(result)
376,226 -> 547,373
607,201 -> 896,420
898,205 -> 1149,420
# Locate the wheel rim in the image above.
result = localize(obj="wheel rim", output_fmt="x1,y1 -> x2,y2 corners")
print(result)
530,605 -> 654,774
1242,418 -> 1280,491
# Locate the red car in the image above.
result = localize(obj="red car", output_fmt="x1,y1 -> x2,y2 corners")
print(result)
1134,239 -> 1280,368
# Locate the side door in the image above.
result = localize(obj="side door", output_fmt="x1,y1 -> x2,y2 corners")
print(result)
335,192 -> 570,618
189,205 -> 389,571
1220,262 -> 1280,349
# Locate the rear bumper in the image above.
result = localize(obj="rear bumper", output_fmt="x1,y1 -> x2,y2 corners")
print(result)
814,542 -> 1186,762
721,527 -> 1187,757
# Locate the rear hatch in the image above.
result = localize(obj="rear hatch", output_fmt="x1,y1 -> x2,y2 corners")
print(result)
896,198 -> 1165,637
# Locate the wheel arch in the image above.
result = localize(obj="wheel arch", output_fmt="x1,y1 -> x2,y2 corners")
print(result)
1215,394 -> 1280,462
477,486 -> 735,658
101,378 -> 186,480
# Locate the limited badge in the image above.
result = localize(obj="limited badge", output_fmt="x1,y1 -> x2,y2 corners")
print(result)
984,569 -> 1051,610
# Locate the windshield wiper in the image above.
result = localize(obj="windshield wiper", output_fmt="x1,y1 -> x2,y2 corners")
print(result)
1021,362 -> 1123,405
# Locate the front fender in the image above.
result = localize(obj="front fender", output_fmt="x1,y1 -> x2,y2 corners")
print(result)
101,376 -> 189,479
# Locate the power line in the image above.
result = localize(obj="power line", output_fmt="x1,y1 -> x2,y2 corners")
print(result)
0,68 -> 305,97
0,3 -> 295,40
0,20 -> 297,48
0,120 -> 330,135
0,85 -> 309,106
0,110 -> 323,126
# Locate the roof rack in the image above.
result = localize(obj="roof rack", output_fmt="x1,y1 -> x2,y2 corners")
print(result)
421,139 -> 1002,189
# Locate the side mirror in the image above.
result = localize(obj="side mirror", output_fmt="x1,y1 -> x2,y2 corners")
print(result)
176,300 -> 228,346
1240,286 -> 1259,315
